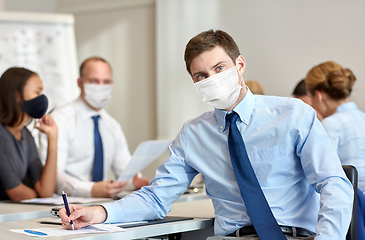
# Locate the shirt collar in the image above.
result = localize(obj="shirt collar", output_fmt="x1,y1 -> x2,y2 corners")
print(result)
335,102 -> 358,113
215,88 -> 255,133
75,97 -> 107,119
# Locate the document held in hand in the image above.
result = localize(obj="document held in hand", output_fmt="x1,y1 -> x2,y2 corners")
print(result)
118,139 -> 172,182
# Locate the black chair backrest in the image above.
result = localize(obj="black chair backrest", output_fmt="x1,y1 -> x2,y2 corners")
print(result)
342,165 -> 358,240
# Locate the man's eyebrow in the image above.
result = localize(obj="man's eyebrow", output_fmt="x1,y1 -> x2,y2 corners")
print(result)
192,61 -> 228,78
212,61 -> 226,69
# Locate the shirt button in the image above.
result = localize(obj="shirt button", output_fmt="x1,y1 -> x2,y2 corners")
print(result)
220,126 -> 223,129
244,119 -> 248,123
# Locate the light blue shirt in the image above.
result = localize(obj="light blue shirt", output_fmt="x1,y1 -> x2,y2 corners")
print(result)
103,90 -> 353,239
322,102 -> 365,193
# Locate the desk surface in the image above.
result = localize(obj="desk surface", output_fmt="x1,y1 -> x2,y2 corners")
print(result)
0,202 -> 53,223
0,199 -> 116,223
0,191 -> 209,223
0,199 -> 215,240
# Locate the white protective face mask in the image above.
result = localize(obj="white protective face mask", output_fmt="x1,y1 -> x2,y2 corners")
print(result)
194,66 -> 242,109
84,83 -> 113,109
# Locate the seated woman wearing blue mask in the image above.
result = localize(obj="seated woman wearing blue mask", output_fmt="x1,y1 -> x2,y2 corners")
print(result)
0,67 -> 58,201
305,61 -> 365,239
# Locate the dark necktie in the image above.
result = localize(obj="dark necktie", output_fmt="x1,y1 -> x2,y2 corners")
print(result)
92,115 -> 104,182
226,112 -> 286,239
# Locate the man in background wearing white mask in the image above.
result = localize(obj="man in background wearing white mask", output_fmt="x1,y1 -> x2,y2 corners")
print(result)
49,57 -> 150,197
59,31 -> 352,240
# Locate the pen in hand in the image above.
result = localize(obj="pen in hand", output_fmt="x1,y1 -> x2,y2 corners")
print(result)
62,191 -> 74,230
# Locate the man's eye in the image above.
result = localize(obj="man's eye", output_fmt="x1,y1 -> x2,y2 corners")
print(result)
198,74 -> 205,80
216,66 -> 223,71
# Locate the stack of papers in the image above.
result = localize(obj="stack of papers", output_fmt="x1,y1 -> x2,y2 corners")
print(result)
10,217 -> 193,237
11,223 -> 125,237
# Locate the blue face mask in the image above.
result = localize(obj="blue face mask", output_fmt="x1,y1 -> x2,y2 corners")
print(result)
22,94 -> 49,119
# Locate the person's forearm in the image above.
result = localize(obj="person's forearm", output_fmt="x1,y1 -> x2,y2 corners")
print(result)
6,184 -> 37,202
36,134 -> 57,197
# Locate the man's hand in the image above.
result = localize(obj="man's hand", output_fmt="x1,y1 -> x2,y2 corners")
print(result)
59,204 -> 107,230
91,180 -> 127,198
133,174 -> 150,190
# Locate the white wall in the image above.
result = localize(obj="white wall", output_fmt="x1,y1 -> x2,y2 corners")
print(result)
157,0 -> 365,139
3,0 -> 55,12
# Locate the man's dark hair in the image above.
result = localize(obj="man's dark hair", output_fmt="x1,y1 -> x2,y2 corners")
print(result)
184,29 -> 241,75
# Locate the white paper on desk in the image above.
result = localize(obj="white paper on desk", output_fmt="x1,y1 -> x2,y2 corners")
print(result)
118,140 -> 172,181
10,223 -> 125,237
20,196 -> 112,205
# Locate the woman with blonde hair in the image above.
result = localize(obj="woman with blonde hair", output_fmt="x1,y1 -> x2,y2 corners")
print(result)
305,61 -> 365,238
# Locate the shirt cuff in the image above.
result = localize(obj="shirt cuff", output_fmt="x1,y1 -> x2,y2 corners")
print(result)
124,172 -> 142,191
101,201 -> 122,223
125,178 -> 135,191
56,170 -> 95,197
75,181 -> 95,197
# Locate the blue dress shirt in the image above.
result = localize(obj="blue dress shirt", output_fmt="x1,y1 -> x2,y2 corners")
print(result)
103,90 -> 353,239
321,102 -> 365,193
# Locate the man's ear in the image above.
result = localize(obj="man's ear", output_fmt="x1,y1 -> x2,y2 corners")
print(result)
77,77 -> 82,89
236,55 -> 246,75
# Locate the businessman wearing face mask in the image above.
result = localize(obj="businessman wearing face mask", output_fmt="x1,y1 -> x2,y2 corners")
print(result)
49,57 -> 150,198
59,31 -> 353,239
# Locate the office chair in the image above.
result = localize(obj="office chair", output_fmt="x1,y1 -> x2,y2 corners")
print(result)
342,165 -> 358,240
